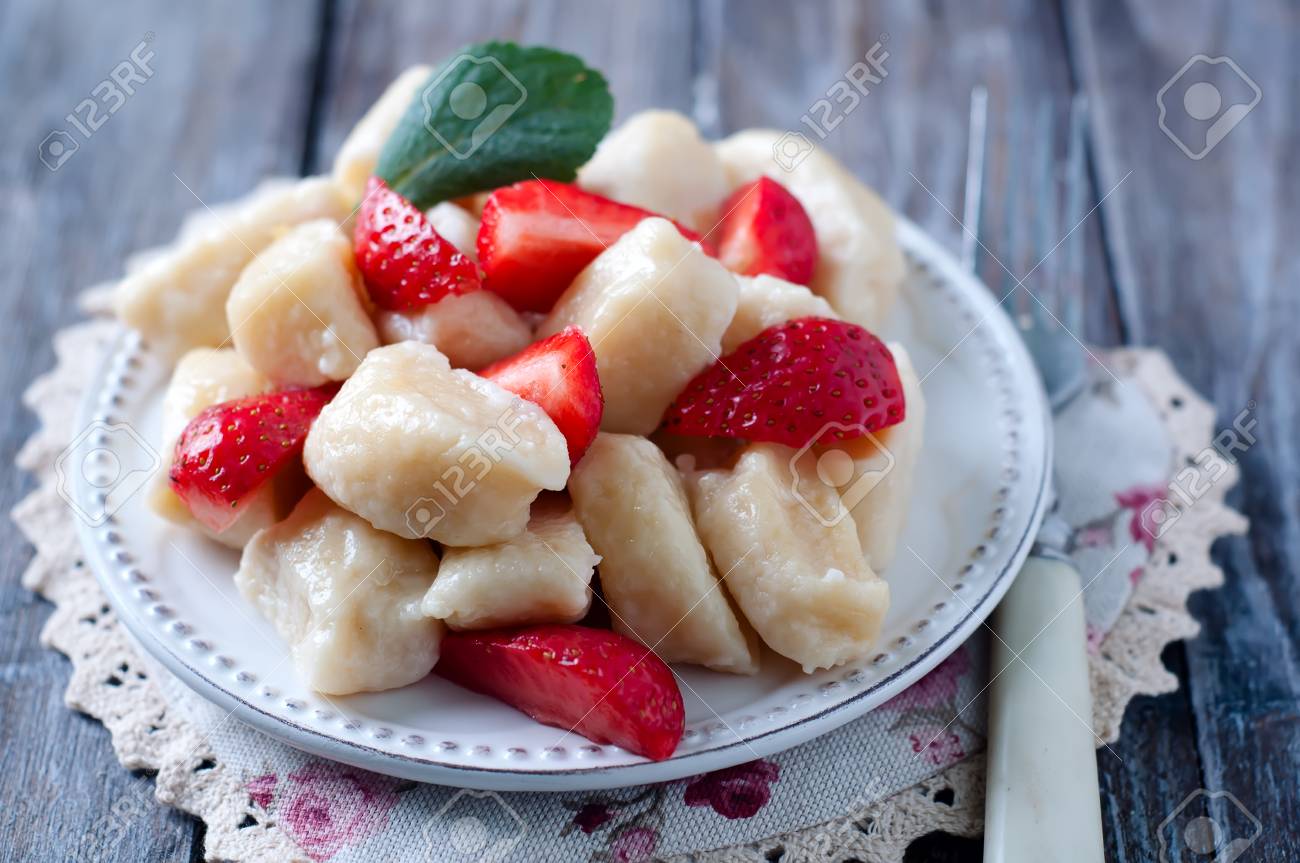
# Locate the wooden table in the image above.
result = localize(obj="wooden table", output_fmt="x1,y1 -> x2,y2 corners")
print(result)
1,2 -> 1294,860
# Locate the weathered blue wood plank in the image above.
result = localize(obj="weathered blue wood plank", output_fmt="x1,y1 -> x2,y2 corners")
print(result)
1065,1 -> 1300,861
0,1 -> 321,861
310,0 -> 700,178
710,0 -> 1126,347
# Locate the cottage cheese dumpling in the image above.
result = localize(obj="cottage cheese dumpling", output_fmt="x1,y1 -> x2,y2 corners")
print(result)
158,349 -> 269,447
421,497 -> 597,629
236,489 -> 442,695
424,202 -> 480,260
371,201 -> 531,369
148,348 -> 305,548
714,130 -> 903,331
375,291 -> 532,371
569,433 -> 760,674
332,65 -> 432,204
821,343 -> 925,571
721,274 -> 839,352
688,443 -> 890,672
115,177 -> 351,360
227,220 -> 379,386
304,342 -> 569,546
578,110 -> 730,232
538,219 -> 737,434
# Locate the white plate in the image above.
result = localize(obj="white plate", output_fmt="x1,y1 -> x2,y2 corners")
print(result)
73,218 -> 1050,792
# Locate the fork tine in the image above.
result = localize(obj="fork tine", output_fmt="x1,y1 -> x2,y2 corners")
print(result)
1003,97 -> 1028,305
961,86 -> 989,274
1060,93 -> 1089,338
1035,100 -> 1059,301
1013,95 -> 1089,408
1025,101 -> 1059,331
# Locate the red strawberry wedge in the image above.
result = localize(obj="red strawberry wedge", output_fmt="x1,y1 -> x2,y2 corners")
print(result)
714,177 -> 818,285
478,179 -> 711,313
169,385 -> 337,533
436,624 -> 685,761
354,176 -> 481,311
479,326 -> 603,464
661,317 -> 905,447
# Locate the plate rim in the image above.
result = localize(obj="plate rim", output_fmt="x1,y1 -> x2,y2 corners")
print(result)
76,214 -> 1053,791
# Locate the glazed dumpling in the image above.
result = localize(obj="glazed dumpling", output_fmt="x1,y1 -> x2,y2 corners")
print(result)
423,201 -> 480,260
374,292 -> 532,371
421,496 -> 598,629
332,65 -> 431,204
227,220 -> 379,386
538,218 -> 737,435
721,273 -> 839,353
569,433 -> 760,675
303,342 -> 569,546
714,130 -> 903,331
688,442 -> 890,672
578,109 -> 730,232
148,348 -> 306,549
371,200 -> 531,369
821,342 -> 926,571
236,489 -> 443,695
158,348 -> 269,451
115,177 -> 351,361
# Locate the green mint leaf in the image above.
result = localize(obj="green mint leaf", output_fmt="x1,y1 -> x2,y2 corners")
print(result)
376,42 -> 613,208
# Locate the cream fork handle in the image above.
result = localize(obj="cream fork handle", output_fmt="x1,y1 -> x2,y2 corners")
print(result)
983,556 -> 1105,863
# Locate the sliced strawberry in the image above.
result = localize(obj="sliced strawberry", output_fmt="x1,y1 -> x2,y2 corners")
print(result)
714,177 -> 818,285
660,317 -> 905,448
478,179 -> 710,313
354,176 -> 481,311
169,385 -> 337,533
436,624 -> 684,761
479,327 -> 603,464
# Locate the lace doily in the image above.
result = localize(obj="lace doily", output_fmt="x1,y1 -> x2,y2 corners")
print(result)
15,306 -> 1244,862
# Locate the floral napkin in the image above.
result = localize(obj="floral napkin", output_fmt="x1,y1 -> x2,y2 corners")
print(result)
149,634 -> 984,862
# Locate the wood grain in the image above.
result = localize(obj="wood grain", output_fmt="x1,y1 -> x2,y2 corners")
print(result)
1,1 -> 1295,861
1065,0 -> 1300,859
310,0 -> 700,177
712,0 -> 1125,346
0,1 -> 319,861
